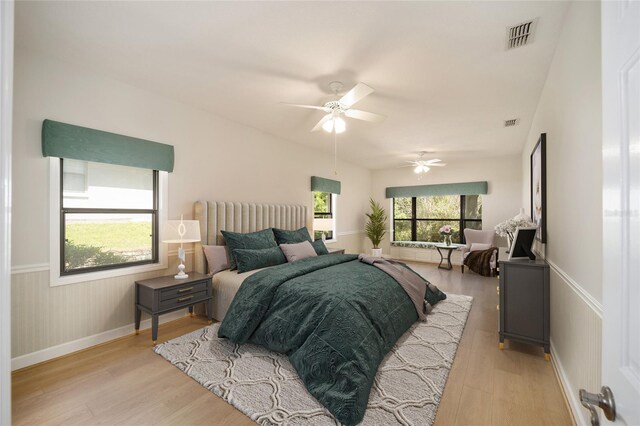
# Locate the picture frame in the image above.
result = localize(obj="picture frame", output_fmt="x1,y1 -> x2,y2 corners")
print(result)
530,133 -> 547,243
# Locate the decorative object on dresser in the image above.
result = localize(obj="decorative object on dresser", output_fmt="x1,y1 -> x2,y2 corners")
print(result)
530,133 -> 547,242
460,228 -> 499,275
494,209 -> 536,253
498,258 -> 550,360
163,216 -> 201,279
365,198 -> 387,257
135,272 -> 212,345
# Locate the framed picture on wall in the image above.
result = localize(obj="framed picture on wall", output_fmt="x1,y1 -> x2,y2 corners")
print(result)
530,133 -> 547,243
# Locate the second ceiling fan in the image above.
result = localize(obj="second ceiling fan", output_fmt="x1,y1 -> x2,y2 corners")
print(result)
282,81 -> 385,133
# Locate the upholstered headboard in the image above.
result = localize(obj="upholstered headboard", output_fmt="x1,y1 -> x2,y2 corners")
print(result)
194,201 -> 310,274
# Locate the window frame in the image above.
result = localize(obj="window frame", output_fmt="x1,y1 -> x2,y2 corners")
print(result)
49,158 -> 168,287
313,191 -> 337,242
59,158 -> 160,276
392,195 -> 482,244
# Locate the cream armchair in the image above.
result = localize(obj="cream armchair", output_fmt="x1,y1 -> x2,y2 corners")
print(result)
460,229 -> 498,274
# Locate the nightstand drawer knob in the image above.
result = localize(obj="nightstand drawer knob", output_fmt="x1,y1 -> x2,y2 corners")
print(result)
177,296 -> 194,302
177,287 -> 194,293
496,304 -> 500,311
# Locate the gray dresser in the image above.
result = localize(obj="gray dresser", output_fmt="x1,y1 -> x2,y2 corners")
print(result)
498,258 -> 550,359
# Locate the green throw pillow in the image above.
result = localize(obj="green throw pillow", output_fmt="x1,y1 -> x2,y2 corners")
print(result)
311,239 -> 329,255
221,228 -> 277,270
233,246 -> 287,273
272,227 -> 312,245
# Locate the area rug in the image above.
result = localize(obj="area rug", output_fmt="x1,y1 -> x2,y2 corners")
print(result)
155,293 -> 472,425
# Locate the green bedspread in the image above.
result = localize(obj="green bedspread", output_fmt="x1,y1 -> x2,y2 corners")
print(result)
218,254 -> 421,425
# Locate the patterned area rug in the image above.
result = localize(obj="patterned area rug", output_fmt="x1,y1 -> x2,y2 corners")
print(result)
155,293 -> 472,425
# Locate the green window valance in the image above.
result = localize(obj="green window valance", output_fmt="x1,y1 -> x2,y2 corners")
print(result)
42,119 -> 175,172
385,181 -> 488,198
311,176 -> 341,195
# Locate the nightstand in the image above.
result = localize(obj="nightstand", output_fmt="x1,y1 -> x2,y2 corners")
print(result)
135,272 -> 212,345
327,248 -> 345,254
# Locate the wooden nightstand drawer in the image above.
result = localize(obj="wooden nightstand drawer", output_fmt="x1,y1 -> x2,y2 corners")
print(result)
159,280 -> 208,301
159,290 -> 209,310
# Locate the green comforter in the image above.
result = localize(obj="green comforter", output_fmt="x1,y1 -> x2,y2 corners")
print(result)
218,254 -> 420,425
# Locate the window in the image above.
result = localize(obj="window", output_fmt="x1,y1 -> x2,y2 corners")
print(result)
313,191 -> 334,240
60,159 -> 159,275
392,195 -> 482,244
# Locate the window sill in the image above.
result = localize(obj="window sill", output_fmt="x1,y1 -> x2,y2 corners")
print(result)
50,261 -> 168,287
391,241 -> 465,249
323,238 -> 338,244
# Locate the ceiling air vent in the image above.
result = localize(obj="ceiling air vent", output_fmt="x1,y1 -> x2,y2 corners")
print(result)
506,19 -> 537,50
504,118 -> 519,127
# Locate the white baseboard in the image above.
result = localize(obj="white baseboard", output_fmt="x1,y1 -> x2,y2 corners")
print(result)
11,309 -> 188,371
550,339 -> 588,426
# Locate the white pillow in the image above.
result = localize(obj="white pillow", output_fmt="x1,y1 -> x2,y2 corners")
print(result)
470,243 -> 491,252
202,245 -> 230,275
279,241 -> 318,262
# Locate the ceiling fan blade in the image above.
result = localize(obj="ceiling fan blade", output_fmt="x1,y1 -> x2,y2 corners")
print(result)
344,109 -> 385,122
339,82 -> 374,108
428,163 -> 446,167
311,114 -> 332,132
425,159 -> 442,163
280,102 -> 331,113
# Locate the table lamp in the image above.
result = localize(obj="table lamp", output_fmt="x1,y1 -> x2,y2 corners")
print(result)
162,215 -> 201,279
313,218 -> 334,241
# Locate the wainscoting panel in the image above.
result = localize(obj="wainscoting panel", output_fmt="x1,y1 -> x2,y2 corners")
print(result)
548,263 -> 602,426
327,231 -> 365,255
11,253 -> 192,360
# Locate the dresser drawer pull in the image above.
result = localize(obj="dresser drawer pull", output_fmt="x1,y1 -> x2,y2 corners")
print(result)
177,287 -> 194,293
177,296 -> 194,302
496,304 -> 500,311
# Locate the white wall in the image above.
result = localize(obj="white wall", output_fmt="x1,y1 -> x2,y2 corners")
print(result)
370,154 -> 522,254
11,48 -> 371,360
520,3 -> 602,424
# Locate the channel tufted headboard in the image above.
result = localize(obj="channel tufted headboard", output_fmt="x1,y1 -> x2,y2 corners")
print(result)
194,201 -> 310,274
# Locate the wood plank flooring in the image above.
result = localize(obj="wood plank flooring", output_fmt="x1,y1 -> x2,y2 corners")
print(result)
12,262 -> 573,425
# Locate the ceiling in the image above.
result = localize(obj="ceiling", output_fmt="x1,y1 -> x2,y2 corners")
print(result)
15,1 -> 569,170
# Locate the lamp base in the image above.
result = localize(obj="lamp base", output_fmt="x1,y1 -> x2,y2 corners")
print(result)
175,261 -> 188,279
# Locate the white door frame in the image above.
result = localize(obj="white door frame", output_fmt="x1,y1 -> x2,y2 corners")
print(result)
0,0 -> 14,424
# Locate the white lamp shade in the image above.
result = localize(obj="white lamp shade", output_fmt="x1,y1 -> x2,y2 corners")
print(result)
314,218 -> 334,232
162,219 -> 201,243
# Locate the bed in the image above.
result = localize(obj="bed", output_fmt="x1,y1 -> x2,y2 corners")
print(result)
194,201 -> 309,321
193,200 -> 445,425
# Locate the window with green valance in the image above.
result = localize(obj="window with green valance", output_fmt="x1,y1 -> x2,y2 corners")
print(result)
311,176 -> 341,195
42,119 -> 175,172
385,181 -> 488,198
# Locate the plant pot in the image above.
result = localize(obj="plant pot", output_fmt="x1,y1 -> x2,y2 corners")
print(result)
371,248 -> 383,257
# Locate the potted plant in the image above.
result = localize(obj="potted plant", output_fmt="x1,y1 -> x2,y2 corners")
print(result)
365,198 -> 387,257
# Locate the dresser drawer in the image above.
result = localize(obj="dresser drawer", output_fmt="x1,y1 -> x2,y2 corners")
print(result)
159,280 -> 208,301
159,290 -> 209,310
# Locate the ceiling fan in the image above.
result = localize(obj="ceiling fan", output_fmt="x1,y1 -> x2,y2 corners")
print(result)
403,152 -> 447,174
282,81 -> 385,133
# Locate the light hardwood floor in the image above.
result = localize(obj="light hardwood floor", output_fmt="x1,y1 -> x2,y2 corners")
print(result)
12,262 -> 573,425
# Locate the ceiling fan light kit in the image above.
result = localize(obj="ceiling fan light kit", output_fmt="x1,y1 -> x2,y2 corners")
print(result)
406,151 -> 447,175
322,116 -> 346,134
